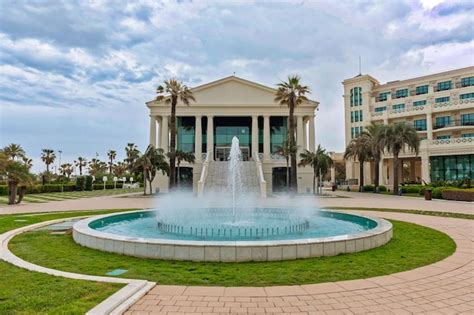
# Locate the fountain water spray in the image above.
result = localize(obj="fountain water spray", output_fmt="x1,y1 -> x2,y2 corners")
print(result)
228,136 -> 242,222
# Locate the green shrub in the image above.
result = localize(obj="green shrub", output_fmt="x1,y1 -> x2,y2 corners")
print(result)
76,176 -> 85,191
41,184 -> 62,193
84,176 -> 93,191
26,185 -> 42,194
401,186 -> 421,194
442,188 -> 474,202
378,185 -> 387,192
0,185 -> 8,196
432,187 -> 448,199
63,184 -> 76,192
363,185 -> 374,192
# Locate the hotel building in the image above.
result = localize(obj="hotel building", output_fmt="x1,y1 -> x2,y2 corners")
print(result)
146,76 -> 318,194
342,66 -> 474,186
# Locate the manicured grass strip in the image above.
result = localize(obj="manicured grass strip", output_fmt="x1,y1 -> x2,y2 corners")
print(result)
10,220 -> 456,286
326,207 -> 474,220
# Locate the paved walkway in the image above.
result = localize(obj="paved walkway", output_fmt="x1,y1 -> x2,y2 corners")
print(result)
125,211 -> 474,315
1,190 -> 472,215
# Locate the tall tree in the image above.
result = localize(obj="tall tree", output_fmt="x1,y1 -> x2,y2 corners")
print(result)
173,150 -> 195,188
0,150 -> 33,205
274,139 -> 298,191
88,158 -> 107,176
74,157 -> 87,175
274,75 -> 310,193
22,157 -> 33,168
133,145 -> 169,195
156,79 -> 195,189
113,161 -> 128,178
41,149 -> 56,173
125,143 -> 140,172
3,143 -> 25,161
383,124 -> 420,195
299,145 -> 333,195
107,150 -> 117,174
365,123 -> 388,193
344,134 -> 372,192
59,163 -> 74,179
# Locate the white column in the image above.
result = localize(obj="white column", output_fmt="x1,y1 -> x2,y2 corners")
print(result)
263,115 -> 271,161
296,115 -> 304,153
207,116 -> 214,161
251,115 -> 259,158
330,166 -> 336,184
426,113 -> 433,141
149,115 -> 157,147
195,116 -> 202,162
303,118 -> 308,150
421,153 -> 430,184
161,115 -> 169,152
379,158 -> 385,185
308,115 -> 315,151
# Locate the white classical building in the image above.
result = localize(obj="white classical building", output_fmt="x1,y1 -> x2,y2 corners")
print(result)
342,66 -> 474,186
146,76 -> 319,194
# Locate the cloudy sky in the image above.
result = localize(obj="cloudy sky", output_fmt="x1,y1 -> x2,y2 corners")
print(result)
1,0 -> 473,173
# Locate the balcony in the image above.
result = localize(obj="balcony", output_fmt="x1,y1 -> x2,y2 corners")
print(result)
433,120 -> 474,130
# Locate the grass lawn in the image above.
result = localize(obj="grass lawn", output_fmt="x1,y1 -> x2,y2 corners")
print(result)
10,221 -> 455,286
0,209 -> 139,314
0,187 -> 142,204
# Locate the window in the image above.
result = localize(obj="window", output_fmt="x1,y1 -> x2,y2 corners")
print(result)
437,81 -> 452,91
392,103 -> 405,110
435,116 -> 451,128
461,113 -> 474,126
355,126 -> 361,137
462,133 -> 474,138
415,85 -> 429,95
419,136 -> 427,141
435,96 -> 450,103
351,127 -> 354,139
413,100 -> 427,107
355,110 -> 360,122
395,89 -> 408,98
375,106 -> 386,112
460,93 -> 474,100
436,135 -> 451,140
430,155 -> 473,181
378,92 -> 390,102
461,76 -> 474,87
414,119 -> 427,131
350,87 -> 362,107
359,110 -> 363,122
350,111 -> 354,123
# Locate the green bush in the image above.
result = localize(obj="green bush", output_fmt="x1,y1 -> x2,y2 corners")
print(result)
41,184 -> 62,193
432,187 -> 448,199
26,185 -> 42,194
0,185 -> 8,196
378,185 -> 387,192
84,176 -> 93,191
401,186 -> 421,194
442,188 -> 474,202
76,176 -> 85,191
363,185 -> 374,192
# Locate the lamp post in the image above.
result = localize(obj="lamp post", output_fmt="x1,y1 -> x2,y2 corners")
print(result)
58,150 -> 62,175
92,176 -> 95,191
130,177 -> 134,188
103,176 -> 107,190
113,177 -> 118,189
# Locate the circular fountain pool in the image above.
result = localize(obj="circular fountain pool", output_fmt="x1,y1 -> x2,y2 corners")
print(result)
73,208 -> 392,262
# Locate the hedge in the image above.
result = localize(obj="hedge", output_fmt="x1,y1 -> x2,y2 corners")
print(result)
442,188 -> 474,202
432,187 -> 448,199
361,185 -> 387,192
401,186 -> 422,194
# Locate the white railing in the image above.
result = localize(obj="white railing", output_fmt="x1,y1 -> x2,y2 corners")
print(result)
430,137 -> 473,146
254,151 -> 267,198
197,153 -> 210,197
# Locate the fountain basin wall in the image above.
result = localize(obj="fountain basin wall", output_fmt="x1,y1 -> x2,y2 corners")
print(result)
73,210 -> 392,262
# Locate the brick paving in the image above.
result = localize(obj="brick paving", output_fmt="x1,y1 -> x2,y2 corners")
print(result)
125,211 -> 474,314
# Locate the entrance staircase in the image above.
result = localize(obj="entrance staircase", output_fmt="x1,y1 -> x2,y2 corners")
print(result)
204,161 -> 260,194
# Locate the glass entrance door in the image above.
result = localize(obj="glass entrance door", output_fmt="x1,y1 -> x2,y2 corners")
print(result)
215,147 -> 250,161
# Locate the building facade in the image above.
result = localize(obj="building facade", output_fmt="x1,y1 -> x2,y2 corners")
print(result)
342,66 -> 474,186
146,76 -> 318,194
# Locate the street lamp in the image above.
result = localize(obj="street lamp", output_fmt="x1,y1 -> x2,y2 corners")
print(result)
58,150 -> 63,174
102,176 -> 107,190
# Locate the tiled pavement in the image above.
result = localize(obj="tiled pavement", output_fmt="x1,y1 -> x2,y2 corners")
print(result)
125,211 -> 474,315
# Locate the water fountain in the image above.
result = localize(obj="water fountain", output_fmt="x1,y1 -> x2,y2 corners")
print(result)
73,136 -> 393,262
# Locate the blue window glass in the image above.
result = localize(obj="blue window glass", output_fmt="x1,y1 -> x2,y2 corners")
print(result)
435,96 -> 450,103
461,113 -> 474,126
378,92 -> 390,102
351,127 -> 354,139
462,133 -> 474,138
392,104 -> 405,110
359,110 -> 363,122
436,135 -> 451,140
350,87 -> 362,107
430,155 -> 473,181
460,93 -> 474,100
415,85 -> 429,95
435,116 -> 451,128
350,111 -> 354,123
461,77 -> 474,87
437,81 -> 452,91
355,110 -> 360,122
375,106 -> 386,112
414,119 -> 427,131
395,89 -> 408,98
413,100 -> 427,107
177,117 -> 195,152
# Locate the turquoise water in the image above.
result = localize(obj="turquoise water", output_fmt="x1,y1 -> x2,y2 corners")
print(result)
91,208 -> 377,242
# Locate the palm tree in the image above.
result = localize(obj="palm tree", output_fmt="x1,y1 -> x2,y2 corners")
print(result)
0,150 -> 33,204
156,79 -> 196,189
344,134 -> 372,192
365,123 -> 388,193
88,158 -> 107,176
133,145 -> 169,195
174,150 -> 195,188
41,149 -> 56,173
59,163 -> 74,179
74,157 -> 87,175
125,143 -> 140,172
3,144 -> 25,161
107,150 -> 117,174
384,124 -> 420,195
274,140 -> 298,191
299,145 -> 333,195
113,161 -> 128,178
21,157 -> 33,168
274,75 -> 310,193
